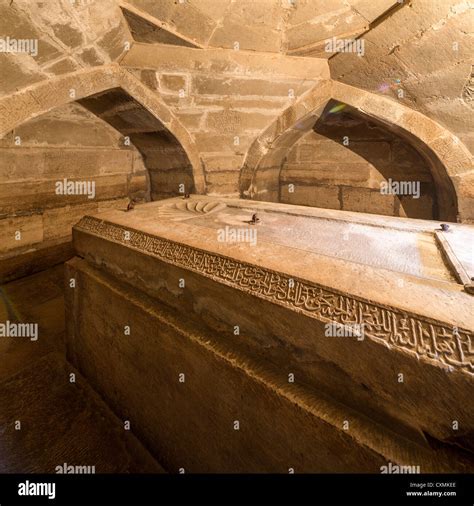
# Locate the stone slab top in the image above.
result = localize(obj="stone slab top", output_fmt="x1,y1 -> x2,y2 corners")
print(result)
74,196 -> 474,331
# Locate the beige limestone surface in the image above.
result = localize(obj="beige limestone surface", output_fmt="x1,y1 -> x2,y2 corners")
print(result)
65,196 -> 474,472
1,0 -> 473,476
65,256 -> 474,472
75,196 -> 474,330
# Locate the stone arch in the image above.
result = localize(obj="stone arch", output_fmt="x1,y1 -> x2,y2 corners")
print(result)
0,64 -> 206,195
241,80 -> 473,223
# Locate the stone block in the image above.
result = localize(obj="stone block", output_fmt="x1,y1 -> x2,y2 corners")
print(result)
131,132 -> 179,150
0,241 -> 74,284
193,133 -> 252,153
257,147 -> 288,170
298,139 -> 390,164
128,173 -> 149,197
194,95 -> 289,112
125,0 -> 176,26
144,150 -> 190,171
397,110 -> 444,145
430,135 -> 473,176
286,10 -> 367,51
287,148 -> 298,163
369,165 -> 434,187
193,75 -> 312,98
42,150 -> 133,178
206,110 -> 274,133
87,174 -> 131,201
281,163 -> 371,186
350,141 -> 392,164
149,169 -> 194,195
0,54 -> 46,97
174,111 -> 203,130
43,58 -> 79,76
205,171 -> 240,194
0,149 -> 45,180
132,150 -> 147,172
208,19 -> 280,53
359,96 -> 405,126
13,119 -> 121,147
0,131 -> 14,147
313,118 -> 392,142
159,73 -> 188,94
78,46 -> 105,67
123,43 -> 328,79
253,167 -> 281,191
391,140 -> 427,167
98,198 -> 130,213
168,2 -> 216,45
396,20 -> 470,77
342,187 -> 395,216
286,0 -> 348,26
96,18 -> 129,61
137,69 -> 158,90
0,174 -> 129,214
452,172 -> 474,222
348,0 -> 398,22
253,188 -> 279,201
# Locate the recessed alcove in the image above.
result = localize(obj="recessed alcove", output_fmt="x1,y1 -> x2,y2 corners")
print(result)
279,101 -> 440,220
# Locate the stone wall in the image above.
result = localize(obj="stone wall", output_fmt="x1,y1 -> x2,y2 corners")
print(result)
329,0 -> 474,153
280,109 -> 437,219
0,102 -> 148,281
122,44 -> 328,196
121,0 -> 399,55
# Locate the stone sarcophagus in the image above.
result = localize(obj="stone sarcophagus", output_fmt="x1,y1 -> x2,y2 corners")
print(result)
65,196 -> 474,473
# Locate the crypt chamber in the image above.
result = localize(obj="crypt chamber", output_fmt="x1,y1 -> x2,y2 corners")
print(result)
0,0 -> 473,474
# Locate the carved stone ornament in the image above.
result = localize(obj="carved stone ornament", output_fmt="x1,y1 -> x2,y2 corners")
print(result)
76,216 -> 474,376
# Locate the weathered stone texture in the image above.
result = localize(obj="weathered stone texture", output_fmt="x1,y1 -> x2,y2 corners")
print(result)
66,201 -> 474,472
279,110 -> 439,219
1,0 -> 473,477
0,0 -> 131,98
329,0 -> 474,147
0,102 -> 147,280
281,184 -> 341,209
122,43 -> 326,182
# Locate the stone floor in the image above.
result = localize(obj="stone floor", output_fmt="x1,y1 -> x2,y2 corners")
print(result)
0,265 -> 164,473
